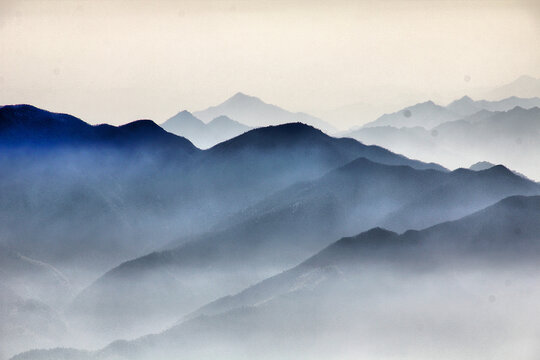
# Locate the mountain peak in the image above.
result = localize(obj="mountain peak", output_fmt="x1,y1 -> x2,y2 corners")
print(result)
454,95 -> 474,103
193,93 -> 335,133
225,92 -> 262,105
165,110 -> 203,123
516,75 -> 537,82
483,164 -> 513,176
177,110 -> 193,116
418,100 -> 436,107
208,115 -> 235,125
208,122 -> 325,152
469,161 -> 496,171
161,111 -> 206,138
119,119 -> 165,133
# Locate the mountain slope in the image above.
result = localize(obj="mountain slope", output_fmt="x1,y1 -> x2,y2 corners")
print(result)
19,196 -> 540,360
191,195 -> 540,319
0,104 -> 199,156
0,105 -> 204,271
182,122 -> 446,221
70,158 -> 538,339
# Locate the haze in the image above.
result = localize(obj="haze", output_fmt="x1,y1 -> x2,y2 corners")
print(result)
1,0 -> 539,128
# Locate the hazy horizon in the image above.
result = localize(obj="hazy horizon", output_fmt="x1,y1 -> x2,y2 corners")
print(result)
1,0 -> 540,128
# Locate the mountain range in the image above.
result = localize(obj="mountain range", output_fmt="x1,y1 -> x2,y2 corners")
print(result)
361,95 -> 540,130
2,98 -> 540,360
0,104 -> 443,282
14,195 -> 540,360
193,92 -> 336,134
346,98 -> 540,180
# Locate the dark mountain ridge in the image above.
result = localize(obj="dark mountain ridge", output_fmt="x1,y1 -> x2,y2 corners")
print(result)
0,104 -> 198,156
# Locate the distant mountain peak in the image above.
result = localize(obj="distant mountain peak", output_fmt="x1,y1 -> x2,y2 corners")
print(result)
516,74 -> 537,82
177,110 -> 194,116
208,115 -> 236,125
164,110 -> 203,124
469,161 -> 496,171
232,91 -> 250,98
193,93 -> 335,133
453,95 -> 474,103
484,75 -> 540,100
225,92 -> 262,105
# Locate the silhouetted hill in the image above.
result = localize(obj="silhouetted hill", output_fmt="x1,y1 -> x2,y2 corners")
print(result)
183,122 -> 446,222
0,105 -> 199,156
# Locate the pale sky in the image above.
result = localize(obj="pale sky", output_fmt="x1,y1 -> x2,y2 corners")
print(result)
1,0 -> 539,127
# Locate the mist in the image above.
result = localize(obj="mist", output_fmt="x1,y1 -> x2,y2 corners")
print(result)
2,1 -> 540,359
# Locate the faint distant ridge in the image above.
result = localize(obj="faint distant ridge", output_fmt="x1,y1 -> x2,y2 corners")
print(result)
363,100 -> 460,129
448,95 -> 540,116
469,161 -> 497,171
345,104 -> 540,181
482,75 -> 540,100
361,95 -> 540,130
193,92 -> 336,134
0,104 -> 198,156
161,110 -> 251,149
